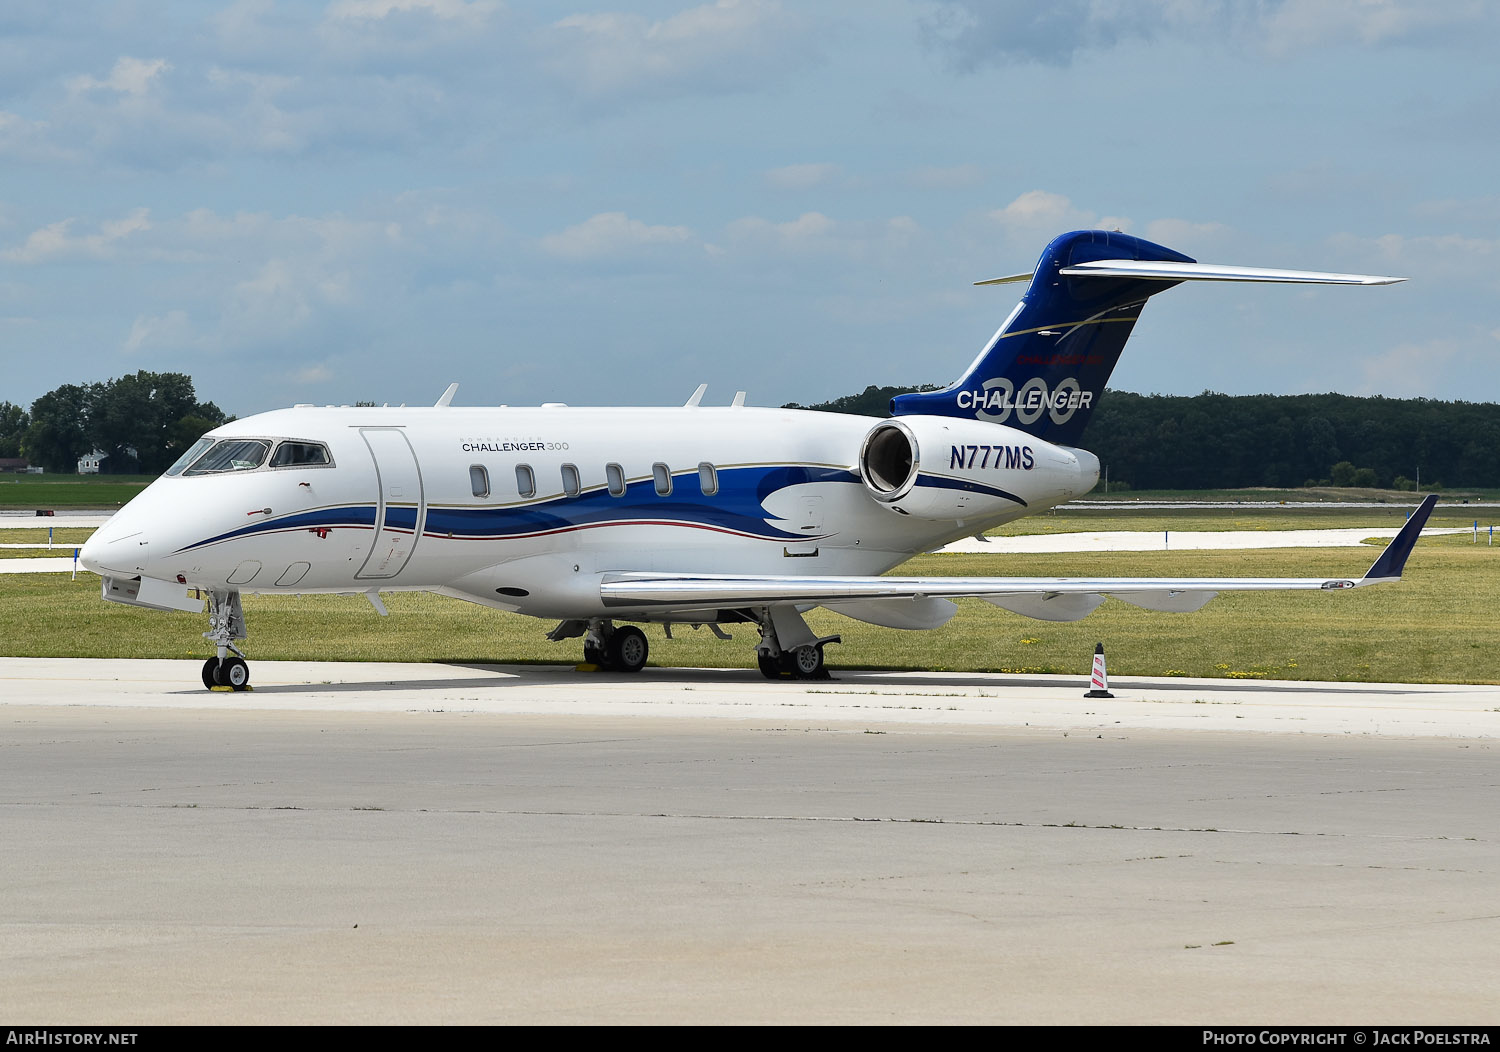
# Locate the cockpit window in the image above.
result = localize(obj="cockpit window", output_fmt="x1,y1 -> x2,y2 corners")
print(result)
270,441 -> 331,468
166,437 -> 215,477
182,439 -> 271,476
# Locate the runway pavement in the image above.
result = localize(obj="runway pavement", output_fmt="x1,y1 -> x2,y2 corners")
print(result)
1,657 -> 1497,1024
4,656 -> 1499,737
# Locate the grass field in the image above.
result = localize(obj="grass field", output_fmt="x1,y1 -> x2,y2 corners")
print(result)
2,537 -> 1494,683
989,507 -> 1490,537
0,529 -> 97,555
1081,485 -> 1500,502
0,475 -> 152,508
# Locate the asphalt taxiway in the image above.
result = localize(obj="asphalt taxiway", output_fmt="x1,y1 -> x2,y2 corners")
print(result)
2,658 -> 1496,1024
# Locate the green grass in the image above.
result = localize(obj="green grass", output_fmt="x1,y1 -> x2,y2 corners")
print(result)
2,540 -> 1494,682
1082,485 -> 1500,502
987,508 -> 1487,536
0,475 -> 152,508
0,529 -> 97,557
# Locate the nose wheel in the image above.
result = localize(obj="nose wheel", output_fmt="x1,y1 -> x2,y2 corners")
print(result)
202,656 -> 252,691
201,589 -> 252,691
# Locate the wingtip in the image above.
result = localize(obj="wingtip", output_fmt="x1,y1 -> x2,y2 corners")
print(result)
1362,494 -> 1438,581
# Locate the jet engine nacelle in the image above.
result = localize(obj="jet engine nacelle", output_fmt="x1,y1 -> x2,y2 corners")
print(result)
858,415 -> 1099,521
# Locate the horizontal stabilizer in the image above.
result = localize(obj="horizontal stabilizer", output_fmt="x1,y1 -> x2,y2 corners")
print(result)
973,272 -> 1034,286
1057,259 -> 1405,285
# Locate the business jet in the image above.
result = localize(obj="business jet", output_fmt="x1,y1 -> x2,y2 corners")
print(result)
79,228 -> 1432,690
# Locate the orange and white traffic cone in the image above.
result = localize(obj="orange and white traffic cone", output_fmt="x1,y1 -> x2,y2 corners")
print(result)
1085,642 -> 1115,698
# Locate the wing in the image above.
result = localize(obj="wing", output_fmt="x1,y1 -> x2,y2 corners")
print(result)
600,496 -> 1438,624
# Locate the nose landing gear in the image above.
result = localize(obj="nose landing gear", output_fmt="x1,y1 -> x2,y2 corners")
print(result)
202,590 -> 252,691
201,655 -> 251,690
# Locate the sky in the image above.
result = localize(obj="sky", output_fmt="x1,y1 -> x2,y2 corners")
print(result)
2,0 -> 1499,419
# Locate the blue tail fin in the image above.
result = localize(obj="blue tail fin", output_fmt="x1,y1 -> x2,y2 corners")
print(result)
890,229 -> 1195,445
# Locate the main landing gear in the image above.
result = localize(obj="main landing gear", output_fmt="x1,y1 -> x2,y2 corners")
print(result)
549,606 -> 838,679
201,589 -> 252,691
755,642 -> 832,680
755,604 -> 840,681
555,619 -> 651,673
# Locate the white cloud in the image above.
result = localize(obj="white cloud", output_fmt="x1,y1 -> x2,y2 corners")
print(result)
924,0 -> 1496,69
293,363 -> 334,383
325,0 -> 500,21
1260,0 -> 1489,55
68,57 -> 171,97
728,211 -> 834,247
986,191 -> 1129,237
1142,218 -> 1230,251
539,212 -> 695,260
543,0 -> 811,102
726,212 -> 922,259
1326,231 -> 1500,283
764,162 -> 839,190
3,208 -> 151,263
123,310 -> 195,354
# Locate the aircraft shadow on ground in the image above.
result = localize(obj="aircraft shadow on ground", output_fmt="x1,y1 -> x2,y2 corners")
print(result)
187,662 -> 1435,697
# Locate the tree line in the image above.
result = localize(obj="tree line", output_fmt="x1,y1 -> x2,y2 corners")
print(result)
1,371 -> 228,475
786,385 -> 1500,491
3,373 -> 1489,489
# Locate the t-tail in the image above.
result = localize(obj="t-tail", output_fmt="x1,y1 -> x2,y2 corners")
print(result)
890,229 -> 1404,446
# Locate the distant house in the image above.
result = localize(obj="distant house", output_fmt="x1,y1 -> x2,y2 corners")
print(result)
0,457 -> 29,473
77,451 -> 107,474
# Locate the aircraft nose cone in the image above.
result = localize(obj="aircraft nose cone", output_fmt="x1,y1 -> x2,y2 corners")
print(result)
79,530 -> 149,576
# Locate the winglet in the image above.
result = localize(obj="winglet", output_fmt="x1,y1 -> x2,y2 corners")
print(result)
1363,494 -> 1438,580
435,382 -> 459,408
684,383 -> 708,407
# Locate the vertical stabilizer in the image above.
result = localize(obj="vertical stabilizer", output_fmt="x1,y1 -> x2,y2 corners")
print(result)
890,229 -> 1194,444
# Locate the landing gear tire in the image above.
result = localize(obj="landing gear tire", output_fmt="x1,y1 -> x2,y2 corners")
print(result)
583,641 -> 606,666
605,626 -> 649,673
202,656 -> 251,691
757,652 -> 782,680
789,644 -> 826,680
220,656 -> 251,690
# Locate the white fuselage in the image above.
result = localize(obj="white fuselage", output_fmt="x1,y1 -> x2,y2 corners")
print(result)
81,403 -> 1098,622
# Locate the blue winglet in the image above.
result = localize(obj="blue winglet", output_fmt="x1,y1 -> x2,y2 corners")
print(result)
1363,494 -> 1438,580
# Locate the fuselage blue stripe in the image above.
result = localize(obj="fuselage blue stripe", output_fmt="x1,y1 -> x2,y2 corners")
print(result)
173,465 -> 863,554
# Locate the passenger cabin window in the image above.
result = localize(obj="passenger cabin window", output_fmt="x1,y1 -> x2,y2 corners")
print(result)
515,464 -> 536,499
270,441 -> 331,468
561,463 -> 581,498
698,462 -> 718,496
469,464 -> 490,499
606,463 -> 626,497
182,439 -> 271,476
652,463 -> 672,496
